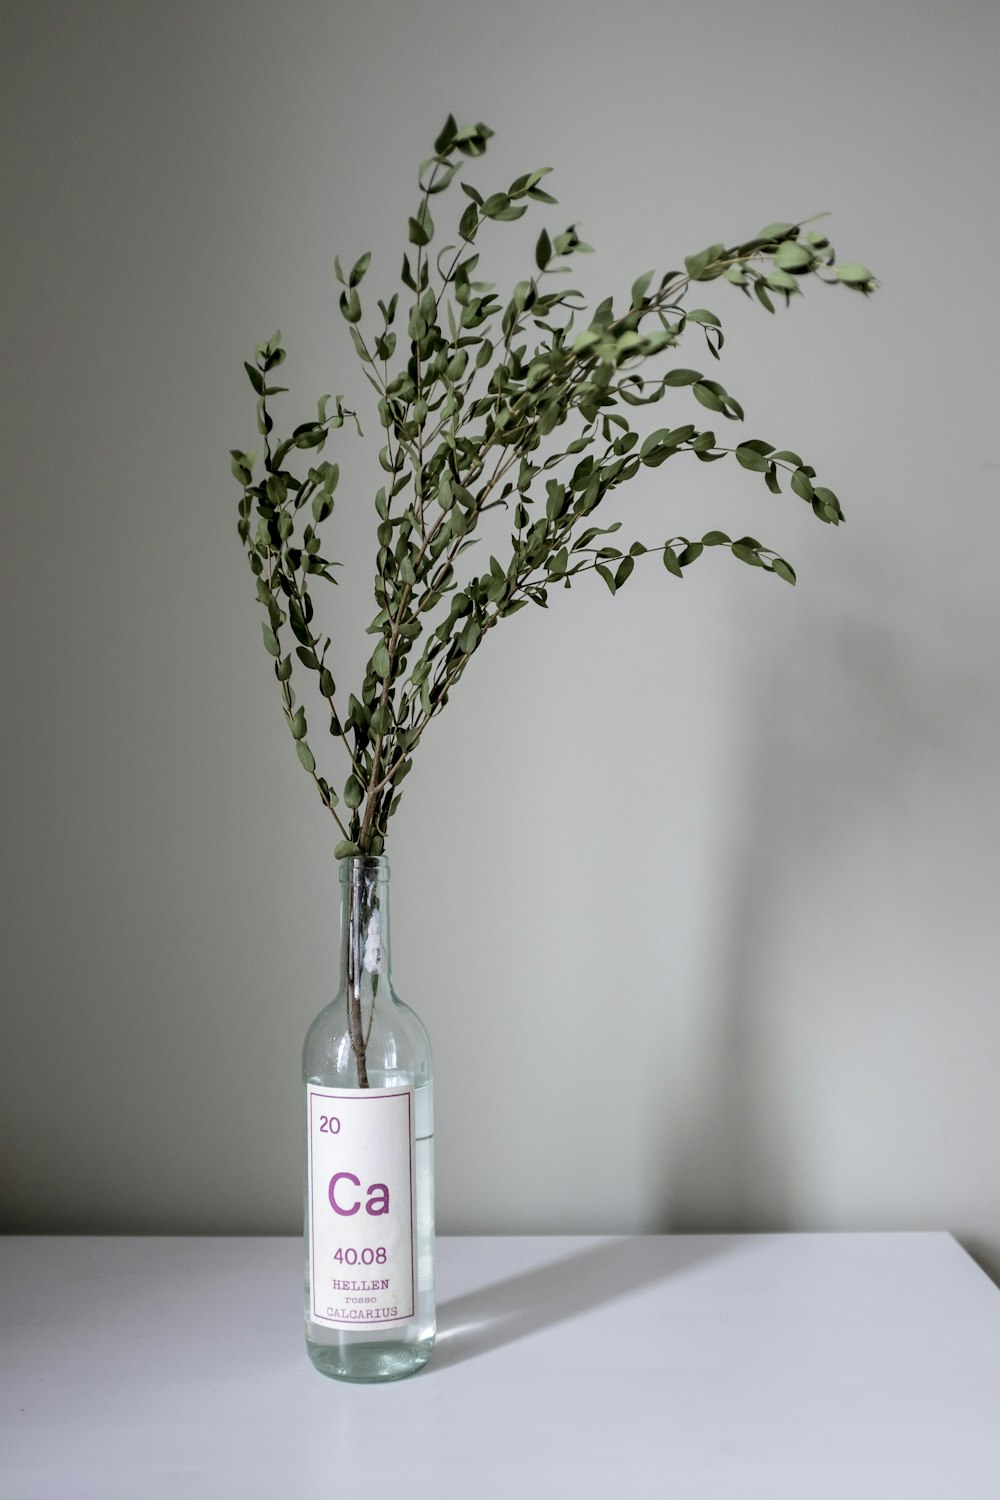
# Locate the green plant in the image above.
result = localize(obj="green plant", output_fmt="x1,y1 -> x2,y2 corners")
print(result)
231,115 -> 876,861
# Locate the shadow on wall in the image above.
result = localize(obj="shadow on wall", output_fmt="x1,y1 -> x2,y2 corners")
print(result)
649,562 -> 996,1270
961,1239 -> 1000,1290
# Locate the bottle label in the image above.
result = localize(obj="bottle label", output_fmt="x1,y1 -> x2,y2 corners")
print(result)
306,1086 -> 416,1328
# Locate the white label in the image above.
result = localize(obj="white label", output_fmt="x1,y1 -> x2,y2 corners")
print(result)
306,1086 -> 416,1328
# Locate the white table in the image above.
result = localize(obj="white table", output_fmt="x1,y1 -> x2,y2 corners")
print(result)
1,1233 -> 998,1498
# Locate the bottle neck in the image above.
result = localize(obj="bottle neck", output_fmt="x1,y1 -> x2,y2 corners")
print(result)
339,855 -> 392,996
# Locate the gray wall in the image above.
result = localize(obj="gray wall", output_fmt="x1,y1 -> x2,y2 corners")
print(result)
4,0 -> 1000,1279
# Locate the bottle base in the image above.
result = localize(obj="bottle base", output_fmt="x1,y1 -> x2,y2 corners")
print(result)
307,1337 -> 434,1383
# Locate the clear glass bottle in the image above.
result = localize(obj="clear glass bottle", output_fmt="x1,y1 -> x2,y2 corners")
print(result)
302,853 -> 435,1382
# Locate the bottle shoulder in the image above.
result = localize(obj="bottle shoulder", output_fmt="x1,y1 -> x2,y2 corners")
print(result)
391,994 -> 432,1053
303,987 -> 431,1084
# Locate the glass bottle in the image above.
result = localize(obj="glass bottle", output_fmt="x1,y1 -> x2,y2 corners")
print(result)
302,853 -> 435,1382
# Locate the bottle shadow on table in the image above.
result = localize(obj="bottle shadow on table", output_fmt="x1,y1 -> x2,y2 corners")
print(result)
431,1235 -> 743,1370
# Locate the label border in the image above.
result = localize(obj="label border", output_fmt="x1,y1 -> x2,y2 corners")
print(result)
307,1086 -> 416,1328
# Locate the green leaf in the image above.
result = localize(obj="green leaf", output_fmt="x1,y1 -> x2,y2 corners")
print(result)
640,444 -> 675,469
774,242 -> 813,271
434,113 -> 458,153
453,121 -> 494,157
296,646 -> 319,670
686,308 -> 721,328
334,840 -> 360,860
459,202 -> 479,240
408,215 -> 432,247
290,707 -> 307,740
663,368 -> 701,387
640,428 -> 671,459
423,159 -> 459,194
757,222 -> 796,240
262,623 -> 280,656
458,618 -> 480,654
275,655 -> 292,682
512,278 -> 534,312
771,558 -> 796,585
344,776 -> 364,810
339,288 -> 362,323
836,262 -> 874,285
732,543 -> 763,566
813,486 -> 844,523
663,546 -> 683,578
372,642 -> 392,678
296,741 -> 316,774
790,469 -> 815,501
736,444 -> 769,472
545,481 -> 567,519
684,247 -> 715,280
446,349 -> 468,381
320,668 -> 335,698
615,556 -> 634,588
702,530 -> 731,546
693,382 -> 724,413
231,449 -> 255,482
693,380 -> 743,421
631,270 -> 654,307
535,229 -> 552,269
244,361 -> 264,395
349,251 -> 372,286
678,542 -> 704,567
754,281 -> 775,314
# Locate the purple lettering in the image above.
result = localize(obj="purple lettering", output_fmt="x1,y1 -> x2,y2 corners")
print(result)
329,1171 -> 361,1216
366,1181 -> 390,1215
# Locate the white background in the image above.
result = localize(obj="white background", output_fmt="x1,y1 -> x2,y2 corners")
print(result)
3,0 -> 999,1281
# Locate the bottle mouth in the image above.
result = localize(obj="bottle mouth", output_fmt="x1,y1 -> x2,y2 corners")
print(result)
339,853 -> 390,882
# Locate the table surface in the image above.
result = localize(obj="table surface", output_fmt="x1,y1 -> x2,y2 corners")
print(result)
2,1232 -> 999,1498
